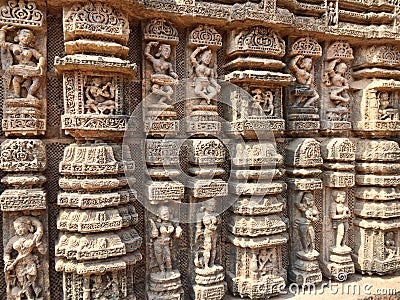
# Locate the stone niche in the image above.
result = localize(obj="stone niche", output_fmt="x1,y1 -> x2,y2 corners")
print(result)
55,1 -> 136,140
3,0 -> 400,299
352,45 -> 400,136
0,0 -> 46,136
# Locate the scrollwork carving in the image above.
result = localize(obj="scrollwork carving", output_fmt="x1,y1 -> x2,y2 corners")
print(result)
144,19 -> 178,43
189,24 -> 222,48
0,0 -> 44,27
64,2 -> 129,44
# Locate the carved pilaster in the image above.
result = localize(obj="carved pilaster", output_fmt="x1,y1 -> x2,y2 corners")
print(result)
320,138 -> 355,280
55,2 -> 142,299
223,25 -> 288,299
353,139 -> 400,274
286,37 -> 322,135
186,25 -> 222,136
286,138 -> 323,285
0,0 -> 46,136
321,41 -> 354,134
226,140 -> 287,298
0,1 -> 49,299
145,139 -> 184,300
187,139 -> 227,300
143,19 -> 179,137
224,26 -> 293,137
0,139 -> 49,300
351,45 -> 400,136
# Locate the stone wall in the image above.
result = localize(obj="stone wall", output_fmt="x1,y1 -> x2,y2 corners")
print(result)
0,0 -> 399,299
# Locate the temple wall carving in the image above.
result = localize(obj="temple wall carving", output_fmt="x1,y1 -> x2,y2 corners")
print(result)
0,0 -> 398,299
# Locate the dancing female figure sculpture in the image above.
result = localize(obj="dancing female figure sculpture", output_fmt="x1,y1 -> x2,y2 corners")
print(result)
0,25 -> 45,99
190,46 -> 221,104
145,41 -> 178,105
4,216 -> 46,300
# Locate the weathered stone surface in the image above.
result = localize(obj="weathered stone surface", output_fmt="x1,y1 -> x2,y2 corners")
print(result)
0,0 -> 399,299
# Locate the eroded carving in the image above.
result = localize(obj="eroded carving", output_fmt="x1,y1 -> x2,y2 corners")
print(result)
287,37 -> 322,133
4,216 -> 46,300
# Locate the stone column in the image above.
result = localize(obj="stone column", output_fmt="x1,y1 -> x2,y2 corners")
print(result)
353,139 -> 400,274
286,138 -> 323,285
286,37 -> 322,136
186,24 -> 227,300
223,25 -> 289,299
0,1 -> 49,299
54,2 -> 142,299
142,18 -> 184,300
320,138 -> 356,280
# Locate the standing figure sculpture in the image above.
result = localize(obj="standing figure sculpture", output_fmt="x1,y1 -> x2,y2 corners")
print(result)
190,46 -> 221,104
264,90 -> 274,116
384,232 -> 396,259
195,199 -> 221,269
250,88 -> 264,116
145,42 -> 178,105
149,206 -> 182,274
289,55 -> 319,107
295,192 -> 319,254
330,190 -> 350,249
4,216 -> 46,300
327,1 -> 338,26
0,25 -> 45,99
324,59 -> 350,107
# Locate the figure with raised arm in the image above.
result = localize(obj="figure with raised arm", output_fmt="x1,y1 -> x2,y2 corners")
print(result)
190,46 -> 221,104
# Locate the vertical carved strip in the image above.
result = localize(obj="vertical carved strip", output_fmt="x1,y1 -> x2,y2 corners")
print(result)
286,37 -> 322,135
353,139 -> 400,274
320,41 -> 353,134
0,1 -> 49,299
143,19 -> 179,137
55,2 -> 142,299
186,25 -> 227,300
143,18 -> 184,300
286,138 -> 323,285
321,138 -> 355,280
0,139 -> 49,300
224,26 -> 289,298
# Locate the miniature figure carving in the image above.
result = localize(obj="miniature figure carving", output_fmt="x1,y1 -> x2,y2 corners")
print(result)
324,59 -> 350,107
4,216 -> 46,300
384,232 -> 396,259
258,248 -> 275,276
145,41 -> 178,105
190,45 -> 220,104
378,92 -> 397,120
150,206 -> 182,274
250,89 -> 274,116
0,25 -> 45,99
250,89 -> 264,116
295,192 -> 319,254
289,55 -> 319,107
330,190 -> 350,249
195,199 -> 221,269
264,90 -> 274,116
85,77 -> 116,114
92,274 -> 119,300
327,1 -> 338,26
